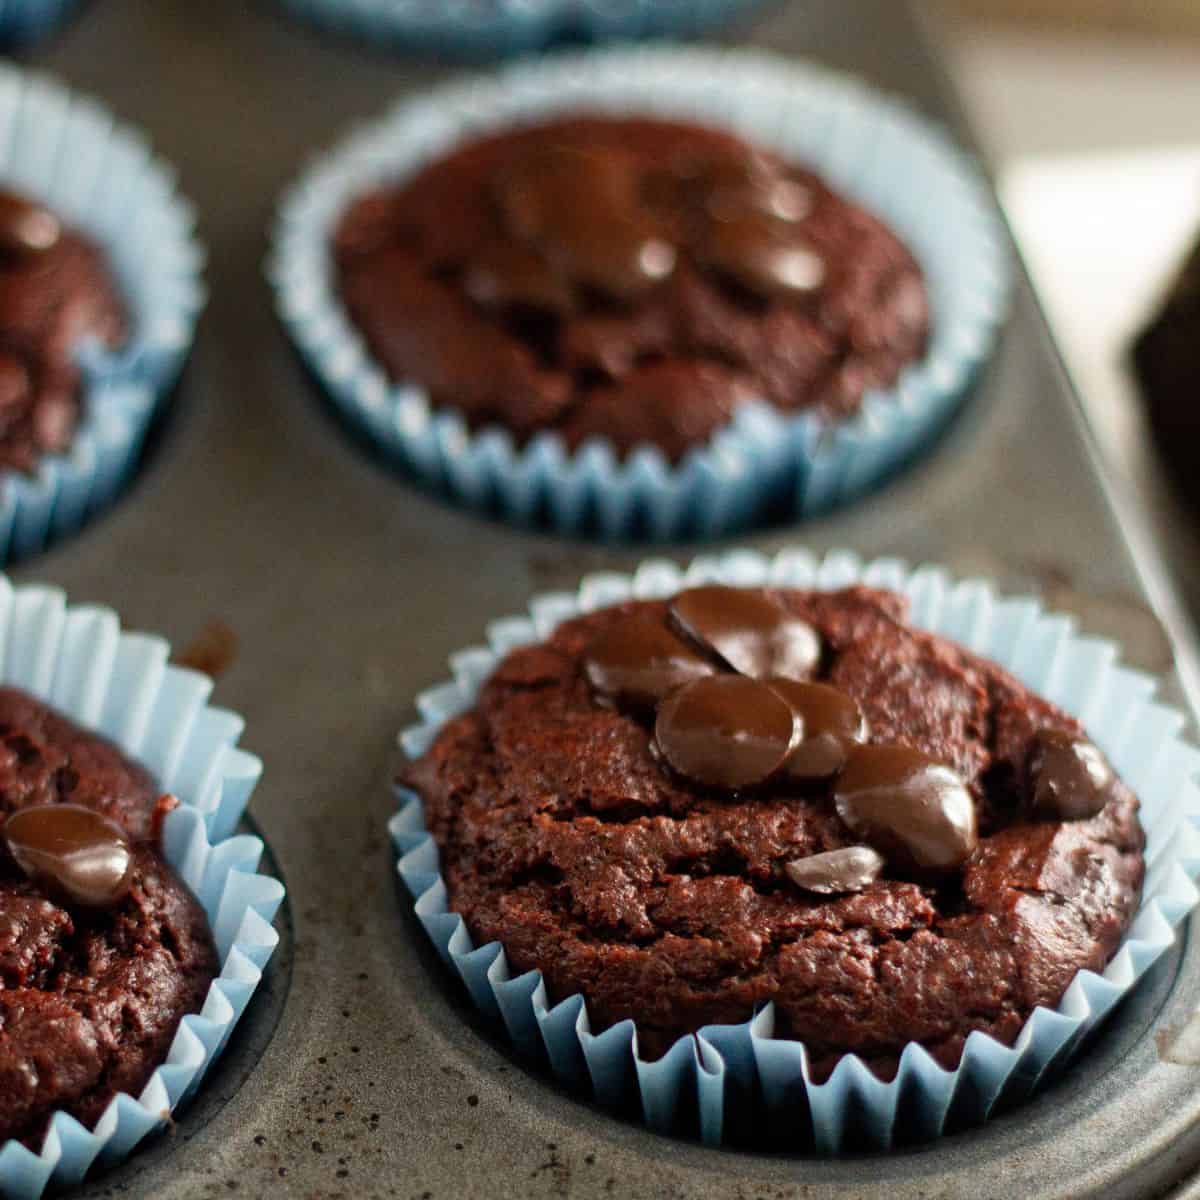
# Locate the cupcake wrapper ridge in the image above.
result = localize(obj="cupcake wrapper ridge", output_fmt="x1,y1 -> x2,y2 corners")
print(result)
392,546 -> 1200,1151
274,0 -> 766,57
0,65 -> 206,563
0,579 -> 284,1200
272,46 -> 1010,541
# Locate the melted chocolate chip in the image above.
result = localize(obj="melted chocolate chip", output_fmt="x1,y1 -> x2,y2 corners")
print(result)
707,170 -> 813,225
668,586 -> 821,681
583,612 -> 714,713
769,679 -> 868,780
463,241 -> 575,315
1027,729 -> 1116,821
654,675 -> 796,789
0,191 -> 61,257
651,155 -> 813,227
834,745 -> 978,875
497,146 -> 676,302
699,216 -> 825,302
785,845 -> 885,895
3,803 -> 133,908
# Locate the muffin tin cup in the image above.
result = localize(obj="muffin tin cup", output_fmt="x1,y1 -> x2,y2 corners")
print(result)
0,578 -> 284,1200
391,545 -> 1200,1152
272,0 -> 766,59
0,0 -> 79,45
271,46 -> 1009,542
0,64 -> 206,564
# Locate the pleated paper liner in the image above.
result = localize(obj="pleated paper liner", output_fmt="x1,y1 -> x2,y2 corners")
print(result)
271,46 -> 1009,542
0,65 -> 205,562
391,547 -> 1200,1151
0,579 -> 284,1200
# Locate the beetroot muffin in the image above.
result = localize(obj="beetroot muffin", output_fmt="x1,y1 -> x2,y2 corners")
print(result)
0,686 -> 218,1146
402,585 -> 1144,1078
0,188 -> 127,475
334,116 -> 929,463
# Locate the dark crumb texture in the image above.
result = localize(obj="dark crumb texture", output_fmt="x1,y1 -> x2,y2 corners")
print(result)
0,688 -> 218,1147
0,220 -> 126,474
404,588 -> 1145,1077
334,117 -> 929,462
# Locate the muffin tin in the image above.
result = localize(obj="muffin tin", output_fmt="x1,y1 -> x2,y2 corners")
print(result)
15,0 -> 1200,1197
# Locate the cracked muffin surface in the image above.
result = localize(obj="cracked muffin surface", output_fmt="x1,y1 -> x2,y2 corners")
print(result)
334,117 -> 928,462
0,687 -> 217,1146
403,587 -> 1144,1077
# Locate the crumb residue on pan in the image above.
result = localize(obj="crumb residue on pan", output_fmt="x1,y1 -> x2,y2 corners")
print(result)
175,619 -> 240,678
1157,1017 -> 1200,1066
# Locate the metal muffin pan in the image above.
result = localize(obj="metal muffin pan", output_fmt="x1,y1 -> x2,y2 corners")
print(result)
11,0 -> 1200,1196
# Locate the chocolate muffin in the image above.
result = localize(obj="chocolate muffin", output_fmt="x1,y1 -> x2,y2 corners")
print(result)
0,687 -> 218,1146
334,117 -> 929,462
404,585 -> 1144,1077
1132,228 -> 1200,515
0,188 -> 127,474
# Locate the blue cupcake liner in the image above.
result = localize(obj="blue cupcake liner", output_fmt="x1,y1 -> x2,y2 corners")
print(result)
0,578 -> 284,1200
0,0 -> 79,45
273,0 -> 767,58
271,46 -> 1010,542
391,546 -> 1200,1151
0,64 -> 206,563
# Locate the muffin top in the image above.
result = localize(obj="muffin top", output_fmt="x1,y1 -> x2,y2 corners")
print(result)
0,687 -> 217,1146
334,116 -> 928,462
0,188 -> 127,474
404,586 -> 1144,1077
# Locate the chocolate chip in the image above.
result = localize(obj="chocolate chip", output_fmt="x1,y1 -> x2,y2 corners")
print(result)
0,191 -> 61,257
3,803 -> 133,908
655,155 -> 813,226
668,586 -> 821,681
834,745 -> 978,875
785,845 -> 885,895
707,171 -> 813,225
760,179 -> 814,224
768,679 -> 868,780
654,675 -> 796,789
463,241 -> 575,315
497,146 -> 676,302
583,612 -> 714,713
700,216 -> 825,301
1027,729 -> 1115,821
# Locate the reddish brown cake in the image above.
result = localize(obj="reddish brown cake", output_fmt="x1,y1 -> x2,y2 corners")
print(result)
0,188 -> 127,474
0,687 -> 217,1147
403,586 -> 1144,1078
334,117 -> 929,462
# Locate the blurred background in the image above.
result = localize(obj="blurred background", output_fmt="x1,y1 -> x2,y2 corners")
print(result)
932,0 -> 1200,626
942,0 -> 1200,33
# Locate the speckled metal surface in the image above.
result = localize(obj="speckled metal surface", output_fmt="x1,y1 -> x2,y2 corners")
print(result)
9,1 -> 1200,1197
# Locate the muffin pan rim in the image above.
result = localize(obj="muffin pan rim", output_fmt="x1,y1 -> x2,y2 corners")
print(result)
18,0 -> 1200,1195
